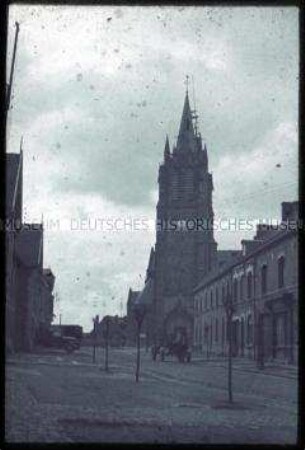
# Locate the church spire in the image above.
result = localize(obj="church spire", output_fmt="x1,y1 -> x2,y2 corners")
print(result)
177,89 -> 196,152
164,134 -> 170,161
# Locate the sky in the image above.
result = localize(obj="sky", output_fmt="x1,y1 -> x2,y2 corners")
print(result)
7,5 -> 299,331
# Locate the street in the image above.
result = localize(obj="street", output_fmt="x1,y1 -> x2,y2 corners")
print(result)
5,346 -> 298,444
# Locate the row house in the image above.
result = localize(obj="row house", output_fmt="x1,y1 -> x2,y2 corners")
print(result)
193,201 -> 298,365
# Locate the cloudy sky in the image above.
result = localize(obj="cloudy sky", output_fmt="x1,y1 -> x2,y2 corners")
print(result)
7,5 -> 298,331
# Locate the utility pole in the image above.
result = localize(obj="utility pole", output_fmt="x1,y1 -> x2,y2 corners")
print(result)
92,315 -> 99,364
6,21 -> 20,115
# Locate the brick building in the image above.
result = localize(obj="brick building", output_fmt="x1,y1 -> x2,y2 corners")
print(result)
193,202 -> 298,364
5,150 -> 56,352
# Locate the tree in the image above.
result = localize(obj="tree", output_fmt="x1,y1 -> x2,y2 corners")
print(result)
133,303 -> 146,382
102,316 -> 110,372
222,290 -> 235,403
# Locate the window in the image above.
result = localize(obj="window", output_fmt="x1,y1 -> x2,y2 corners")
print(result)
247,315 -> 253,345
278,256 -> 285,288
210,290 -> 213,309
216,287 -> 218,308
222,317 -> 225,344
222,285 -> 225,305
247,272 -> 252,299
205,292 -> 207,310
215,318 -> 218,341
233,279 -> 238,303
261,264 -> 268,294
240,275 -> 245,300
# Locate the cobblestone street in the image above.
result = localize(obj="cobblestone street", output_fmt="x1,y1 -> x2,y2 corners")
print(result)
5,346 -> 298,444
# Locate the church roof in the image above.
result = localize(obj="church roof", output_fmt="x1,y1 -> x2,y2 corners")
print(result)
177,92 -> 196,152
135,277 -> 154,308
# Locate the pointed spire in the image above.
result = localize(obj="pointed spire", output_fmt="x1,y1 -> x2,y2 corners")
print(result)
177,91 -> 196,152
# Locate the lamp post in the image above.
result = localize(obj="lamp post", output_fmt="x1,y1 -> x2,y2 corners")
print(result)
133,302 -> 146,383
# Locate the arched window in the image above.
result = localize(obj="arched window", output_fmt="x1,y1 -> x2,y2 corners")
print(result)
247,272 -> 253,299
278,256 -> 285,288
261,264 -> 268,294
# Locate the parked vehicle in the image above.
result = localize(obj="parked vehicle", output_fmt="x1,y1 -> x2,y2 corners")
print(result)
41,325 -> 83,353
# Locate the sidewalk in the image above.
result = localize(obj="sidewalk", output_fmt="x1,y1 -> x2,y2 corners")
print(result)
191,354 -> 298,380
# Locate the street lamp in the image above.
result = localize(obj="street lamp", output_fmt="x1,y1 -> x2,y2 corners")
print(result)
133,301 -> 146,383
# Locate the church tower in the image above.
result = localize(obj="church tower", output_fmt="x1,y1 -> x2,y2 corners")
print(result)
153,87 -> 217,345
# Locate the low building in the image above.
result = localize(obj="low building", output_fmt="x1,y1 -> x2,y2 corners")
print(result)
125,247 -> 155,347
93,315 -> 127,347
14,224 -> 56,351
193,201 -> 298,365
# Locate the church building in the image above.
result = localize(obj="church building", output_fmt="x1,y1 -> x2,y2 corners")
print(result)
127,88 -> 218,347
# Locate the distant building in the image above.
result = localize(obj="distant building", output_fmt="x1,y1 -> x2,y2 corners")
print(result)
193,202 -> 298,364
93,315 -> 127,347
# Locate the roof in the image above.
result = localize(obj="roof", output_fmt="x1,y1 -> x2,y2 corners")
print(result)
217,250 -> 242,268
5,153 -> 21,217
135,278 -> 154,308
145,247 -> 155,281
194,227 -> 297,293
15,224 -> 43,268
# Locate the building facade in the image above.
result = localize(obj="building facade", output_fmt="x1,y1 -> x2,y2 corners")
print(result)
193,202 -> 298,364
